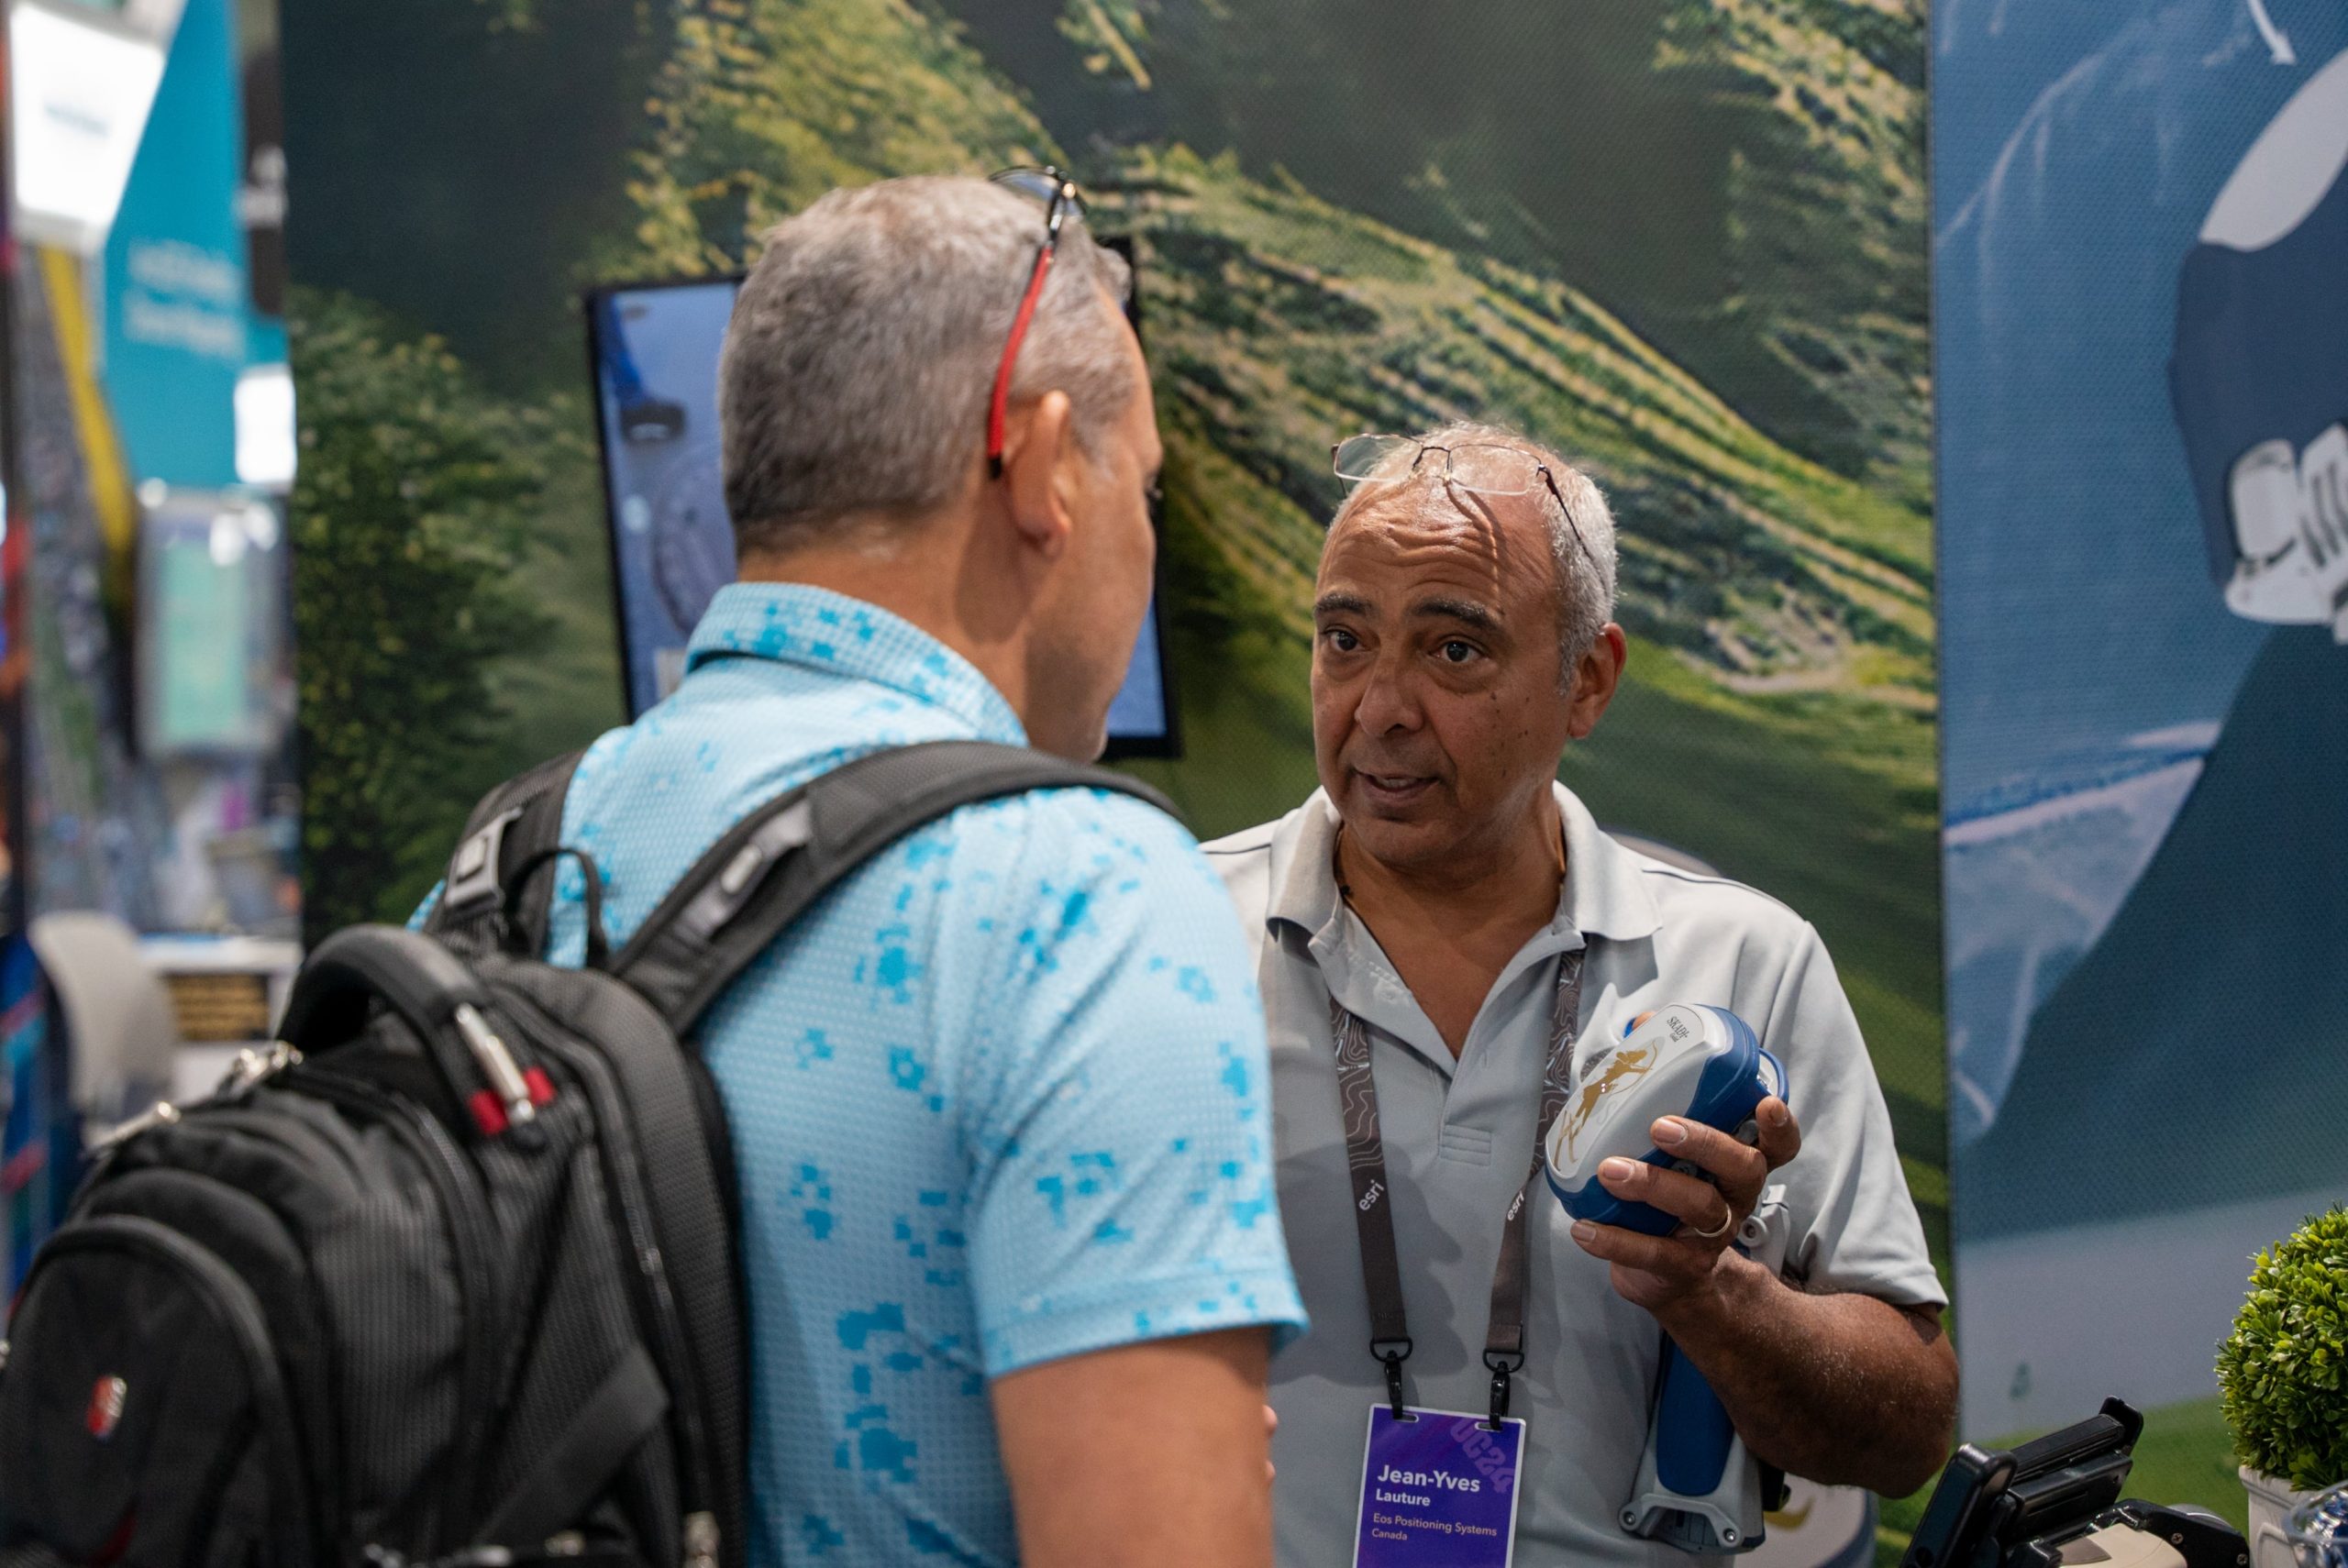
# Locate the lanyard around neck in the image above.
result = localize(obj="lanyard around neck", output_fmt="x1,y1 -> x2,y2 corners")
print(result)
1329,944 -> 1586,1428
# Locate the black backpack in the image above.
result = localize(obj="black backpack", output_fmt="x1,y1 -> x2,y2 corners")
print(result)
0,740 -> 1170,1568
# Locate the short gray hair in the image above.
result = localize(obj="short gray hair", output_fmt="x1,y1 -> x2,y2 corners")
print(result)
719,175 -> 1135,556
1329,420 -> 1618,687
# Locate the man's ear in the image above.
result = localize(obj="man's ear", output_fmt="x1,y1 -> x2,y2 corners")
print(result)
1567,624 -> 1627,739
1001,389 -> 1079,562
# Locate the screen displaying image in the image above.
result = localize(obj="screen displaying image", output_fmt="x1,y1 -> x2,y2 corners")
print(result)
137,495 -> 287,757
586,274 -> 1176,756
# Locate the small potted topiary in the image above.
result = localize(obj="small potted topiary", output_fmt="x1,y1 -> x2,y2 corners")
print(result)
2218,1205 -> 2348,1568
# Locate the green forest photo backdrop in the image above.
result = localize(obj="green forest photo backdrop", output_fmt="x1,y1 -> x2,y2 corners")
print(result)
284,0 -> 1943,1547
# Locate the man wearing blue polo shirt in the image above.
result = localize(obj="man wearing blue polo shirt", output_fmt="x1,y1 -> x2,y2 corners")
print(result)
526,175 -> 1305,1566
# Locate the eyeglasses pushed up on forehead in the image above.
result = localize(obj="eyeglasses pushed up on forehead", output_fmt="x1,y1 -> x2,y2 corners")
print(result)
984,166 -> 1085,479
1332,432 -> 1605,580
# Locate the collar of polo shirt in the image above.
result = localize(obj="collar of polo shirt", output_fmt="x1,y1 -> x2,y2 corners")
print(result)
1261,783 -> 1663,953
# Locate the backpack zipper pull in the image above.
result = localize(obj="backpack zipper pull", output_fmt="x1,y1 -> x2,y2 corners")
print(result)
453,1003 -> 537,1132
87,1100 -> 181,1155
217,1041 -> 304,1099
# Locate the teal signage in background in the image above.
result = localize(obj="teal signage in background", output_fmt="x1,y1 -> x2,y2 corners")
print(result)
137,498 -> 282,756
101,0 -> 249,489
155,528 -> 254,745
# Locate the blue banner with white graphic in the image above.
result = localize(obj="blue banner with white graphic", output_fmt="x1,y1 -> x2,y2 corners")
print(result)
1935,0 -> 2348,1443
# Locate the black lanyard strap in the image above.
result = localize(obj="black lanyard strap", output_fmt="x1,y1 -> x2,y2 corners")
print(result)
1332,996 -> 1416,1414
1333,947 -> 1587,1428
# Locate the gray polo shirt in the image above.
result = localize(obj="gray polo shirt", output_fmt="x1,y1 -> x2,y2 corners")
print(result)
1205,785 -> 1944,1567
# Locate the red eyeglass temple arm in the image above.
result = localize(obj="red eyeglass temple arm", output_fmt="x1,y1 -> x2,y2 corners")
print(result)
986,243 -> 1058,478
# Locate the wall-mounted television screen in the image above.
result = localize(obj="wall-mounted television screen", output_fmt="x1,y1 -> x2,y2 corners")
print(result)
583,260 -> 1177,758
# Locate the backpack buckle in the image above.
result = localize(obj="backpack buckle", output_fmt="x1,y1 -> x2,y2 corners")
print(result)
443,808 -> 526,923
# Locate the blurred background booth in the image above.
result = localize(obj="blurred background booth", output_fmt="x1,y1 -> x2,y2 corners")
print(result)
2,0 -> 301,1286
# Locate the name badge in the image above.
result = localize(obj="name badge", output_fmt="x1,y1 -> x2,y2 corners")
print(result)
1354,1405 -> 1525,1567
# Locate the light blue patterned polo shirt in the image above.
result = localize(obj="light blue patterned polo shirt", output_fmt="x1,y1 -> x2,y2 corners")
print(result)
529,583 -> 1305,1566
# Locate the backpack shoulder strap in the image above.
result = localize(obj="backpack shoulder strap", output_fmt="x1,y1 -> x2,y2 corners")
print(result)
613,740 -> 1177,1035
426,748 -> 589,955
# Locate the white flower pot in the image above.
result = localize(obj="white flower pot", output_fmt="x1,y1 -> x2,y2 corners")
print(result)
2243,1464 -> 2318,1568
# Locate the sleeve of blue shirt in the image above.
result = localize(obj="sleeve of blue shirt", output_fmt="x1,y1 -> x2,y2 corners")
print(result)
950,788 -> 1309,1378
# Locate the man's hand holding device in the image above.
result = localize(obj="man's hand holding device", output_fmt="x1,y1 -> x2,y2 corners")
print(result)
1568,1098 -> 1801,1314
1545,1003 -> 1799,1552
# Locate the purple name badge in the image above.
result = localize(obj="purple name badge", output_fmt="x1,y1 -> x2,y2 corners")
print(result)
1354,1405 -> 1526,1568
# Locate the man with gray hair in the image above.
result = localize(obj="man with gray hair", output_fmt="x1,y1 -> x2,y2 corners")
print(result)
1205,423 -> 1955,1564
526,173 -> 1305,1566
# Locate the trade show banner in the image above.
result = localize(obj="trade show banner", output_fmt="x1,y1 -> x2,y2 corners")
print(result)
5,0 -> 298,1279
1935,0 -> 2348,1489
7,0 -> 299,938
283,6 -> 1939,1556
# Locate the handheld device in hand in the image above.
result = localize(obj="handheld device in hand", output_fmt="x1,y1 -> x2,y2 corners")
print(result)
1543,1003 -> 1787,1554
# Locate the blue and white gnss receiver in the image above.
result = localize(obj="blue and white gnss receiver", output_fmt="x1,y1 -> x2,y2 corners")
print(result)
1544,1003 -> 1788,1555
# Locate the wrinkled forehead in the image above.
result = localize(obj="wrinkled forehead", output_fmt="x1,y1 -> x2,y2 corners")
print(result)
1320,477 -> 1553,590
